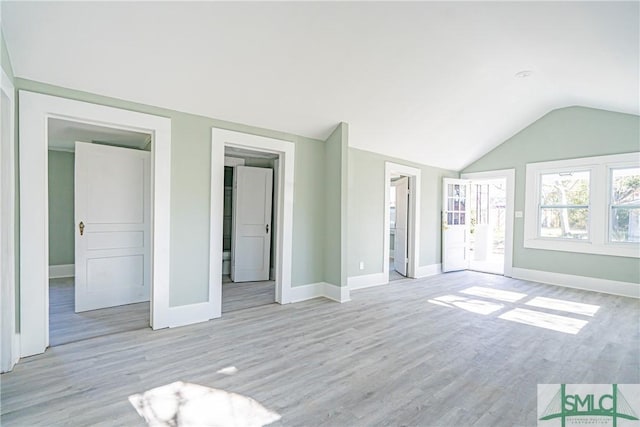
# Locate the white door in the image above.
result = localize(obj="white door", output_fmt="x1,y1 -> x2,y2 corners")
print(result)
442,178 -> 470,272
231,166 -> 273,282
393,177 -> 409,276
75,142 -> 150,312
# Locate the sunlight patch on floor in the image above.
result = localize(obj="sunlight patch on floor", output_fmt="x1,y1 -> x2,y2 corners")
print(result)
460,286 -> 527,303
499,308 -> 588,334
525,296 -> 600,317
428,295 -> 504,315
130,381 -> 281,427
216,366 -> 238,375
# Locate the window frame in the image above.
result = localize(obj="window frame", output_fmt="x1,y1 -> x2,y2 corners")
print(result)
524,152 -> 640,258
537,167 -> 592,241
607,163 -> 640,244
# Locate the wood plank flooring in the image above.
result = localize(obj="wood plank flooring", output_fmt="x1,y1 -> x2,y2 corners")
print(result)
49,278 -> 150,347
3,271 -> 638,426
389,260 -> 406,282
222,275 -> 275,313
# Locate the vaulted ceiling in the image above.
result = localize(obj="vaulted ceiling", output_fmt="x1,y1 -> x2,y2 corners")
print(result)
2,1 -> 638,170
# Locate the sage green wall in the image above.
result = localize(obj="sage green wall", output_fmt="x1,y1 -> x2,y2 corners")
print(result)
48,151 -> 74,266
1,30 -> 14,81
464,106 -> 640,284
348,148 -> 457,277
15,78 -> 326,307
324,123 -> 348,286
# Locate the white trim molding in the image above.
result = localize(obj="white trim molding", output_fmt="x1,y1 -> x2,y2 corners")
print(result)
49,264 -> 74,279
461,168 -> 516,277
1,70 -> 18,373
415,264 -> 442,278
211,128 -> 295,319
523,152 -> 640,258
19,91 -> 172,357
348,272 -> 388,290
512,267 -> 639,299
289,282 -> 350,303
384,162 -> 421,281
323,283 -> 351,303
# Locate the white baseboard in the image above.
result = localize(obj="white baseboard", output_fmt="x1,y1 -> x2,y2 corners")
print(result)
289,282 -> 350,303
512,267 -> 640,299
290,282 -> 325,303
348,272 -> 388,290
323,282 -> 351,303
49,264 -> 74,279
165,302 -> 218,329
415,263 -> 442,278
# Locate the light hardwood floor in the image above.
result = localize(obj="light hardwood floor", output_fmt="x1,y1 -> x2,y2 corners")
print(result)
49,278 -> 150,347
3,271 -> 638,426
389,260 -> 407,282
222,275 -> 275,313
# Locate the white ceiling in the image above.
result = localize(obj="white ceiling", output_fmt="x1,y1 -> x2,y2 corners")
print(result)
3,2 -> 638,170
48,118 -> 150,152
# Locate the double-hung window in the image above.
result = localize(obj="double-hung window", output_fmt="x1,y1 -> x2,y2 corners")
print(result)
524,152 -> 639,258
609,167 -> 640,243
539,170 -> 590,240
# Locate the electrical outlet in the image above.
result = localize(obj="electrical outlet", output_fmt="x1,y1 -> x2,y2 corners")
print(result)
515,211 -> 523,218
359,261 -> 364,270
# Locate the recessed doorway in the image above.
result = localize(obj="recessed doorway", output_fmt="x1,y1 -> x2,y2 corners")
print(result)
222,147 -> 279,313
384,162 -> 421,283
389,174 -> 410,281
47,118 -> 152,346
19,91 -> 172,358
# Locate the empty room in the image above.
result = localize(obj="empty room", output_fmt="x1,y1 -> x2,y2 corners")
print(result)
1,2 -> 638,426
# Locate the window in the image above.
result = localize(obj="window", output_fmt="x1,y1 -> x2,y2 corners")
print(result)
539,170 -> 590,240
609,167 -> 640,243
524,152 -> 639,258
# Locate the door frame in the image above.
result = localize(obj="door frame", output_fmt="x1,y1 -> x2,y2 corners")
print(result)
384,162 -> 421,281
19,91 -> 172,357
1,70 -> 18,372
461,169 -> 515,277
210,128 -> 295,315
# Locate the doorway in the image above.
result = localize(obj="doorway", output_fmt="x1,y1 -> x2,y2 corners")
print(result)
389,175 -> 410,281
210,128 -> 296,316
47,118 -> 152,346
468,178 -> 507,275
384,162 -> 421,282
19,91 -> 172,358
222,148 -> 278,313
441,169 -> 515,276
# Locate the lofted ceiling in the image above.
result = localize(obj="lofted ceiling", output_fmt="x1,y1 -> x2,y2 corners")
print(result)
2,1 -> 638,170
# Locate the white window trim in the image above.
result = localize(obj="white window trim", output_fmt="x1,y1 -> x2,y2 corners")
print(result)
524,152 -> 640,258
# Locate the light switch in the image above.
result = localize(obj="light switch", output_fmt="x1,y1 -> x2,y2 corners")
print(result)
515,211 -> 523,218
